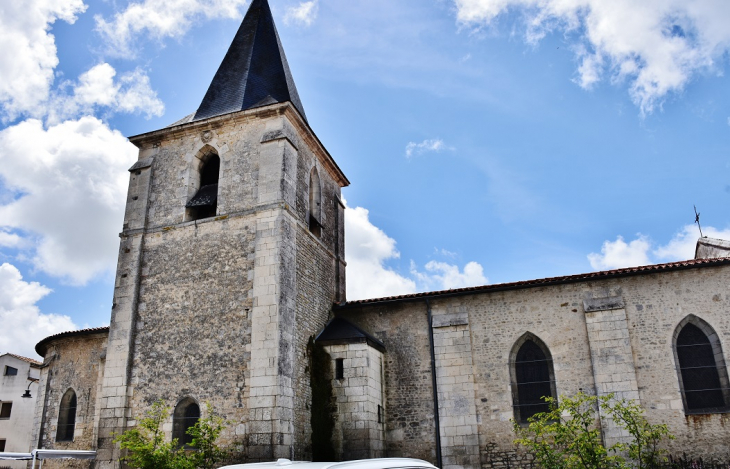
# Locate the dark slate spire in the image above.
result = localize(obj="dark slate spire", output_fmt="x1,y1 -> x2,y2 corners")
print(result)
193,0 -> 306,122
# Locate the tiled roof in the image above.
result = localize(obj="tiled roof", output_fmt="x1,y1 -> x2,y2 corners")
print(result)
316,317 -> 386,352
35,326 -> 110,357
192,0 -> 306,122
338,257 -> 730,308
1,353 -> 42,366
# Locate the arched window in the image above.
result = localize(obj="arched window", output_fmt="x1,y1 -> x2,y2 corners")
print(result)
308,168 -> 322,237
510,334 -> 557,423
674,316 -> 730,413
186,151 -> 220,221
172,398 -> 200,447
56,388 -> 77,442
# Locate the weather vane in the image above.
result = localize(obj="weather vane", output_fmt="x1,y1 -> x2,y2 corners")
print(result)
694,205 -> 704,238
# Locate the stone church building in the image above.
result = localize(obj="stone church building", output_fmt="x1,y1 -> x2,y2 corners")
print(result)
29,0 -> 730,467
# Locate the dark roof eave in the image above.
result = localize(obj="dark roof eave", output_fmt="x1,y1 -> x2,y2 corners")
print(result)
35,327 -> 110,357
336,257 -> 730,309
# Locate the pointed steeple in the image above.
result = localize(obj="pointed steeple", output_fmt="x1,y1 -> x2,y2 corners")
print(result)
193,0 -> 307,122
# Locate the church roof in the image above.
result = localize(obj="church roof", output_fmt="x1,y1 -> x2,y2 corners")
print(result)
193,0 -> 306,122
316,317 -> 386,352
338,257 -> 730,307
35,326 -> 110,357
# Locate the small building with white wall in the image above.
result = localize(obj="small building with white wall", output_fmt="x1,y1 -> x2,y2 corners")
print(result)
0,353 -> 40,467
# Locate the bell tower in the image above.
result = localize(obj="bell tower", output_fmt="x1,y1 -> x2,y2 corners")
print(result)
95,1 -> 348,466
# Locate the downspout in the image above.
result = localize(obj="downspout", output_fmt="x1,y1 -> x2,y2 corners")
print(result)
425,299 -> 443,468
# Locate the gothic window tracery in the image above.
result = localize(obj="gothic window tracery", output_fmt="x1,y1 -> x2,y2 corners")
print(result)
674,317 -> 730,413
510,334 -> 557,423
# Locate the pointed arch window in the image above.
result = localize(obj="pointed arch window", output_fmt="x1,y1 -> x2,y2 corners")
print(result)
308,168 -> 322,237
186,151 -> 220,221
510,334 -> 557,423
172,398 -> 200,448
56,389 -> 77,442
674,317 -> 730,413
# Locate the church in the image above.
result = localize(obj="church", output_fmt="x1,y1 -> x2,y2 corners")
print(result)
28,1 -> 730,468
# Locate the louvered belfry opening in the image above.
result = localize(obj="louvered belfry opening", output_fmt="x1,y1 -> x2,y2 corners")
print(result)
56,388 -> 77,442
173,398 -> 200,448
514,339 -> 555,422
186,154 -> 220,221
677,323 -> 727,412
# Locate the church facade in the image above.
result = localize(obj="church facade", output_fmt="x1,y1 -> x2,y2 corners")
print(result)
29,0 -> 730,468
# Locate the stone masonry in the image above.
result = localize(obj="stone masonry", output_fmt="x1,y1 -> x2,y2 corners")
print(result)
90,102 -> 348,468
583,297 -> 641,448
323,342 -> 386,460
337,261 -> 730,468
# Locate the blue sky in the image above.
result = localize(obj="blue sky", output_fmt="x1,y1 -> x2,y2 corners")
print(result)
1,0 -> 730,358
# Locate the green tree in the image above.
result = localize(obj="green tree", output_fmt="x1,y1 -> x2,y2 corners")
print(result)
186,402 -> 229,469
114,401 -> 229,469
513,392 -> 673,469
114,401 -> 192,469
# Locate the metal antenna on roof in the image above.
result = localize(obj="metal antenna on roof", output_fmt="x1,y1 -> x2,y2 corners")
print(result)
694,205 -> 704,238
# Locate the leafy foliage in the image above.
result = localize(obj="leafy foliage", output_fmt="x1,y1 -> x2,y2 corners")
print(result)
114,401 -> 228,469
513,392 -> 674,469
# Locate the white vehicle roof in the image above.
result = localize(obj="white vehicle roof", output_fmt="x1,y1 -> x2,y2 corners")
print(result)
220,458 -> 438,469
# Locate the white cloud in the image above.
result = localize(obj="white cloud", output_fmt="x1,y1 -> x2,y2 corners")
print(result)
454,0 -> 730,114
47,63 -> 165,124
285,1 -> 319,27
654,224 -> 730,261
0,229 -> 25,249
588,235 -> 653,270
345,203 -> 488,300
0,0 -> 87,120
588,224 -> 730,270
345,205 -> 417,300
0,263 -> 76,359
405,138 -> 452,158
411,260 -> 488,291
0,117 -> 137,285
95,0 -> 249,57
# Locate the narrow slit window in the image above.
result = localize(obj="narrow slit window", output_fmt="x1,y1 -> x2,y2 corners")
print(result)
186,154 -> 220,221
335,358 -> 344,380
173,398 -> 200,448
511,336 -> 556,423
309,168 -> 322,237
377,405 -> 383,423
0,439 -> 5,452
676,322 -> 728,413
56,389 -> 77,441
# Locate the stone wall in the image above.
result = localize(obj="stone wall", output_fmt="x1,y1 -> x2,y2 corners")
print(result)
337,262 -> 730,468
336,302 -> 438,463
96,102 -> 346,467
323,342 -> 385,460
34,332 -> 107,468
